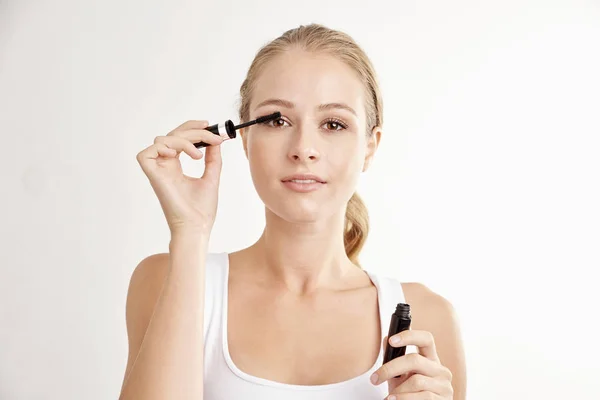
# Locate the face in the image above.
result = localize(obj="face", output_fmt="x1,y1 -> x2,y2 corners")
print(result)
240,48 -> 381,224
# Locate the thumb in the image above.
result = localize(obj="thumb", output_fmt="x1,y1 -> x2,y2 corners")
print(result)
201,142 -> 222,183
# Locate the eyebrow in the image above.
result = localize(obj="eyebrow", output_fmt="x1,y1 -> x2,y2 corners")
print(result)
254,98 -> 357,117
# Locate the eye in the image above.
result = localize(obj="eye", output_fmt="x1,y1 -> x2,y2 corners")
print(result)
258,116 -> 348,131
260,117 -> 289,128
322,118 -> 348,131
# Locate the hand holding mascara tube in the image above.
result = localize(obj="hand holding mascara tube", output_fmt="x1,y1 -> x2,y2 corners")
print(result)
372,303 -> 455,398
194,111 -> 282,148
135,111 -> 278,236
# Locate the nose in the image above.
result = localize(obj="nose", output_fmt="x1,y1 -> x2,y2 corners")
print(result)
287,126 -> 321,163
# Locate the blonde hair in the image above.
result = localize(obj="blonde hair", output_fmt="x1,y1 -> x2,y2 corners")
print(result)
238,24 -> 384,267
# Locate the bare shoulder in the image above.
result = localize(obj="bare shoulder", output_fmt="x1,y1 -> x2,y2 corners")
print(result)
401,282 -> 467,399
125,253 -> 171,342
126,253 -> 171,325
401,282 -> 456,317
400,282 -> 461,352
121,253 -> 171,389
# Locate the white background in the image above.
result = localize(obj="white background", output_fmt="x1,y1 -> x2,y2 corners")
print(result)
1,0 -> 599,399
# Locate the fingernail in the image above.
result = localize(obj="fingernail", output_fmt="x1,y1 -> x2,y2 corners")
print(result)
390,336 -> 402,346
370,373 -> 378,384
388,396 -> 396,400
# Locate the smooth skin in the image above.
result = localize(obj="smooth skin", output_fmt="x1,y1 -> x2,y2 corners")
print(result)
120,122 -> 224,399
122,47 -> 466,399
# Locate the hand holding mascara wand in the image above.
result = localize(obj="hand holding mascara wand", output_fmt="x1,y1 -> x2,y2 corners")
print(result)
194,111 -> 282,149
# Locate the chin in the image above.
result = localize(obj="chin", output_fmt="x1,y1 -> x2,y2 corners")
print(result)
256,181 -> 344,224
267,197 -> 324,224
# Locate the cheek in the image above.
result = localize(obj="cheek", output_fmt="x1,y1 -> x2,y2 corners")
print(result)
247,135 -> 278,185
329,139 -> 365,176
335,157 -> 362,189
324,147 -> 364,203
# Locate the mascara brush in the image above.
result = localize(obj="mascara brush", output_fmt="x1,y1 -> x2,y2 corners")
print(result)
194,111 -> 281,149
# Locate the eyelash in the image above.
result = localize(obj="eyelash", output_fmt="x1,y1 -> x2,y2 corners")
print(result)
259,117 -> 348,131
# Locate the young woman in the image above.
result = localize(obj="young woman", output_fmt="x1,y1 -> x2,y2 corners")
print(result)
119,24 -> 466,400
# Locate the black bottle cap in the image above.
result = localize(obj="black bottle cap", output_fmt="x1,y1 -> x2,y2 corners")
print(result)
225,120 -> 236,139
395,303 -> 411,319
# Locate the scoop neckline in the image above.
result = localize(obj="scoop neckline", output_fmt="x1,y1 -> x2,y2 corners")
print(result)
219,252 -> 385,390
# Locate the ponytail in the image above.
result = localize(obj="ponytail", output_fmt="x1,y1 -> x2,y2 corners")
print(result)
344,192 -> 369,268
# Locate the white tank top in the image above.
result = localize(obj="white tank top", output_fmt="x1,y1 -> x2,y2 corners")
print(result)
202,252 -> 417,399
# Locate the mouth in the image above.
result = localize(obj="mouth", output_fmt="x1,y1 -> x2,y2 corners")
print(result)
281,174 -> 326,193
285,178 -> 321,184
281,174 -> 326,184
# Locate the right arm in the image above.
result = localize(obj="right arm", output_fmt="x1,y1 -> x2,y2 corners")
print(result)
119,119 -> 225,399
119,232 -> 209,400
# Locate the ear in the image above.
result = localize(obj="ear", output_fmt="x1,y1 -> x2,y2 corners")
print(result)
239,127 -> 249,159
363,126 -> 382,172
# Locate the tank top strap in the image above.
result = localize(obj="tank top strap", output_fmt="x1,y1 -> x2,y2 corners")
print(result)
364,269 -> 418,355
203,252 -> 229,340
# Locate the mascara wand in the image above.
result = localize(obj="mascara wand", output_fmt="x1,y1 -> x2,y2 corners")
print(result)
194,111 -> 281,149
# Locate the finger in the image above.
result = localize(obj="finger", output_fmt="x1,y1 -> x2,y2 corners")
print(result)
160,129 -> 225,150
156,143 -> 178,158
171,128 -> 226,147
372,354 -> 448,385
167,120 -> 209,135
136,144 -> 168,162
202,140 -> 222,183
154,136 -> 204,159
381,335 -> 408,382
391,374 -> 452,396
137,143 -> 178,162
389,330 -> 439,362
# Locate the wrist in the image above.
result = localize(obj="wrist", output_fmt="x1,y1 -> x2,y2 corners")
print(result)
168,231 -> 210,273
169,229 -> 210,247
168,219 -> 213,237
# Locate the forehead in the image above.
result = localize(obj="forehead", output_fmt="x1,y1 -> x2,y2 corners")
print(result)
250,49 -> 366,118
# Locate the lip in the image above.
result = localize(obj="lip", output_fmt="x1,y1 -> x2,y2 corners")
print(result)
281,174 -> 326,183
281,174 -> 327,193
281,180 -> 325,193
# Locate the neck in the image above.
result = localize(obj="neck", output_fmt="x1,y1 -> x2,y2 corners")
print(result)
250,207 -> 358,296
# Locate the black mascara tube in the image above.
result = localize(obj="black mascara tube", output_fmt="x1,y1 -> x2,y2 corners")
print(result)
194,120 -> 236,148
383,303 -> 412,378
194,111 -> 281,149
